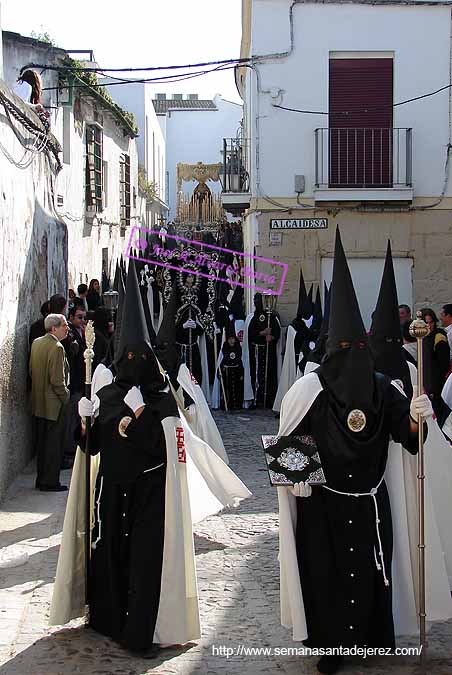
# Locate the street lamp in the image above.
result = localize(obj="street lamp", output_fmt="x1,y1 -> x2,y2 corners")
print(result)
102,290 -> 119,316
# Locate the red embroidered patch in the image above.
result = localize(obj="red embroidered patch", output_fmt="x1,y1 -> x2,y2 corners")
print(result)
189,373 -> 198,385
176,426 -> 186,463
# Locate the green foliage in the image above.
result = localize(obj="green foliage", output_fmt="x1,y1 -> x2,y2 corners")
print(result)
138,166 -> 158,201
63,58 -> 138,136
30,30 -> 57,47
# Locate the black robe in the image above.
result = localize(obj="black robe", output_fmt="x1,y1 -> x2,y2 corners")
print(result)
219,341 -> 244,410
291,374 -> 417,649
248,311 -> 281,408
84,382 -> 178,651
292,319 -> 314,374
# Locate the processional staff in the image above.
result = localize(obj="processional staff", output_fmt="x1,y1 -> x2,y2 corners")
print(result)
409,318 -> 429,672
83,320 -> 96,607
213,321 -> 228,412
263,292 -> 276,408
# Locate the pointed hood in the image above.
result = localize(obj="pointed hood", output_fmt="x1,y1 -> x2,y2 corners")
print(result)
369,241 -> 412,397
308,282 -> 331,365
229,284 -> 245,320
318,227 -> 380,431
114,258 -> 164,395
253,292 -> 264,315
225,317 -> 237,340
370,241 -> 401,342
326,228 -> 367,352
113,261 -> 120,293
135,259 -> 156,344
307,284 -> 314,318
312,287 -> 323,332
113,266 -> 126,357
101,269 -> 110,294
154,283 -> 181,385
115,257 -> 152,362
295,268 -> 311,320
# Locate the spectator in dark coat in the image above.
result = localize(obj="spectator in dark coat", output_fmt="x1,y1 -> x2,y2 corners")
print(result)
61,304 -> 87,468
77,284 -> 89,312
87,279 -> 102,311
421,308 -> 450,417
93,306 -> 115,370
29,294 -> 67,349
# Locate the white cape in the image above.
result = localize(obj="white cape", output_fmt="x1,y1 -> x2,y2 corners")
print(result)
50,367 -> 251,642
177,363 -> 229,464
407,361 -> 452,586
277,372 -> 452,642
273,325 -> 298,413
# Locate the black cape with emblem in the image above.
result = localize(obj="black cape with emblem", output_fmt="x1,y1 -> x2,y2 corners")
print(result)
248,293 -> 281,408
83,261 -> 179,652
281,229 -> 418,650
219,318 -> 244,410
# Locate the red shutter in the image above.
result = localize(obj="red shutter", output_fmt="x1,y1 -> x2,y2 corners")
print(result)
329,59 -> 393,187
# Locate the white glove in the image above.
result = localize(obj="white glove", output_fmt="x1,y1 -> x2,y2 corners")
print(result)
78,395 -> 99,418
289,482 -> 312,498
410,394 -> 433,420
124,386 -> 145,413
183,319 -> 197,330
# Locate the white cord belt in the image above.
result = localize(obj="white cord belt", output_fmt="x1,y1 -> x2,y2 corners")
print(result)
322,475 -> 389,587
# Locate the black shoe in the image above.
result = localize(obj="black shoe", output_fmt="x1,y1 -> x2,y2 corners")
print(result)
39,484 -> 68,492
121,643 -> 159,659
317,656 -> 344,674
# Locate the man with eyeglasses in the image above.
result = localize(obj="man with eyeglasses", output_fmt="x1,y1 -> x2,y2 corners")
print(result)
62,303 -> 87,469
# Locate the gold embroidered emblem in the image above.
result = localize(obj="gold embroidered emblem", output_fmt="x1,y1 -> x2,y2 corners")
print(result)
347,409 -> 366,433
118,416 -> 133,438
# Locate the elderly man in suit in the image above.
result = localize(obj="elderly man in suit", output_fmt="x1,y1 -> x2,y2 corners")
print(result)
30,314 -> 70,491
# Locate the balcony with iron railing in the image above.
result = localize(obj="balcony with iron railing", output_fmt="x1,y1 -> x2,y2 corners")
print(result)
220,137 -> 251,215
314,128 -> 413,201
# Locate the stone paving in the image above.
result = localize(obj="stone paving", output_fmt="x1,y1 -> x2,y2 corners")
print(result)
0,409 -> 451,675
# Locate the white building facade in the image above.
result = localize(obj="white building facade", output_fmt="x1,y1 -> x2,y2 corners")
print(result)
153,93 -> 243,220
0,31 -> 140,500
236,0 -> 452,324
103,79 -> 168,227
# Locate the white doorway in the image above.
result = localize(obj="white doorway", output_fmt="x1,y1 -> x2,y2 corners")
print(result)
321,257 -> 413,330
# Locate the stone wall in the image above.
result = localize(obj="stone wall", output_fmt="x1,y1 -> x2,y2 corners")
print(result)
0,97 -> 67,503
250,207 -> 452,326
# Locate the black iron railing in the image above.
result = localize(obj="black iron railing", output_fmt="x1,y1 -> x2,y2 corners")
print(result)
222,138 -> 250,193
315,128 -> 412,189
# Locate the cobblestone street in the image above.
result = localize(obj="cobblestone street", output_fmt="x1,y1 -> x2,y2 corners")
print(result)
0,410 -> 451,675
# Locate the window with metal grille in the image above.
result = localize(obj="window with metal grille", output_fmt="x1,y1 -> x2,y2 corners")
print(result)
328,57 -> 393,188
120,153 -> 131,234
85,125 -> 103,212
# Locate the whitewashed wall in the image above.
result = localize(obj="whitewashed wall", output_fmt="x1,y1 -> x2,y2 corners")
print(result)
247,0 -> 452,200
103,80 -> 167,214
163,95 -> 243,219
53,96 -> 139,290
0,95 -> 66,503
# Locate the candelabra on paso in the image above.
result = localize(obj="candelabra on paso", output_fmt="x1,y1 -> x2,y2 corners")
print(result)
263,292 -> 277,409
83,320 -> 96,607
409,318 -> 429,671
175,264 -> 204,386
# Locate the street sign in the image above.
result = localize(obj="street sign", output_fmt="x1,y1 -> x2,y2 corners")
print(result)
270,218 -> 328,230
269,231 -> 282,246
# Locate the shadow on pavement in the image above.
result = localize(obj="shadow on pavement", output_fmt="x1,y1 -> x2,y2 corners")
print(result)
0,625 -> 195,675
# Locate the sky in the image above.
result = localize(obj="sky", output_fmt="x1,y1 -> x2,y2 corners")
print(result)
1,0 -> 243,103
